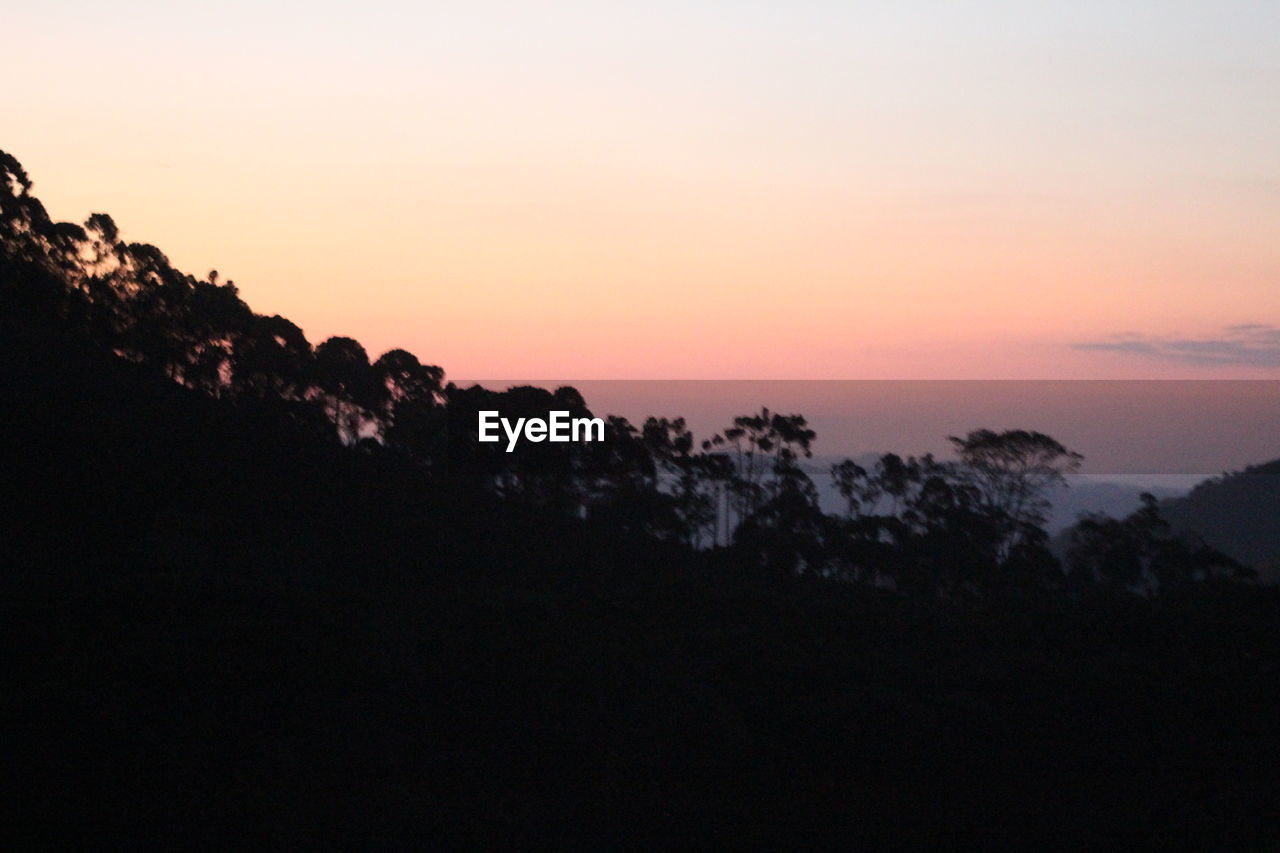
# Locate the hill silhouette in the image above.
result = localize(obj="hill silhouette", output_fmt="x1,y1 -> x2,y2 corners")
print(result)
4,149 -> 1280,846
1160,461 -> 1280,582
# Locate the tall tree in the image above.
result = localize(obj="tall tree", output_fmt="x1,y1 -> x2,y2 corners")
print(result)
702,408 -> 816,530
949,429 -> 1082,558
314,336 -> 373,443
232,314 -> 314,399
372,348 -> 445,458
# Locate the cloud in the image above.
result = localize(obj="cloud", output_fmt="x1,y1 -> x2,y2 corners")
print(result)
1073,325 -> 1280,367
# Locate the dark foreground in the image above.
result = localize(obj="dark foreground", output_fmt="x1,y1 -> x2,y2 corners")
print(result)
2,338 -> 1280,848
5,530 -> 1280,846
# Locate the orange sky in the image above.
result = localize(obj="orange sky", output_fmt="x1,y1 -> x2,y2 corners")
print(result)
7,1 -> 1279,378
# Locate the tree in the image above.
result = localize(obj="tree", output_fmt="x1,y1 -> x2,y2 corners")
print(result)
179,274 -> 252,397
702,408 -> 816,530
372,349 -> 443,410
640,417 -> 719,545
232,314 -> 313,399
949,429 -> 1082,558
831,458 -> 872,519
314,336 -> 373,443
371,348 -> 445,459
1067,494 -> 1254,595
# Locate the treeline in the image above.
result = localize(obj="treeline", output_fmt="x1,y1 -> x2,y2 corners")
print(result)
0,149 -> 1254,598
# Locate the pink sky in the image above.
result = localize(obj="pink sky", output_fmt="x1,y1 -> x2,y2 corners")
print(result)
7,1 -> 1279,378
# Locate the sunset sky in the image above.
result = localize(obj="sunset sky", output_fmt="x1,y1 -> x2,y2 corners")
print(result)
8,1 -> 1279,378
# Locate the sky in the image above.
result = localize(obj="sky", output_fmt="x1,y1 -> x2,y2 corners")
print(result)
6,1 -> 1280,378
567,380 -> 1280,473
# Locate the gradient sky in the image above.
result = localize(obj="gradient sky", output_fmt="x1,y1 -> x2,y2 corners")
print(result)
8,1 -> 1279,378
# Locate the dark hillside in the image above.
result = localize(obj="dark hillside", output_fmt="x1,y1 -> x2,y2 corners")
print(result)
1162,462 -> 1280,582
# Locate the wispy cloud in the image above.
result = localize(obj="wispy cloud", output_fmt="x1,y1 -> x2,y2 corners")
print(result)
1074,325 -> 1280,367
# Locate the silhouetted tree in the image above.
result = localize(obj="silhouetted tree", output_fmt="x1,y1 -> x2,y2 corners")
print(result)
1068,494 -> 1254,595
232,314 -> 314,399
703,408 -> 816,532
949,429 -> 1082,560
370,348 -> 445,460
314,336 -> 374,443
830,458 -> 872,519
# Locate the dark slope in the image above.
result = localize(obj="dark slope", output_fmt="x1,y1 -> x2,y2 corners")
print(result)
1162,462 -> 1280,582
